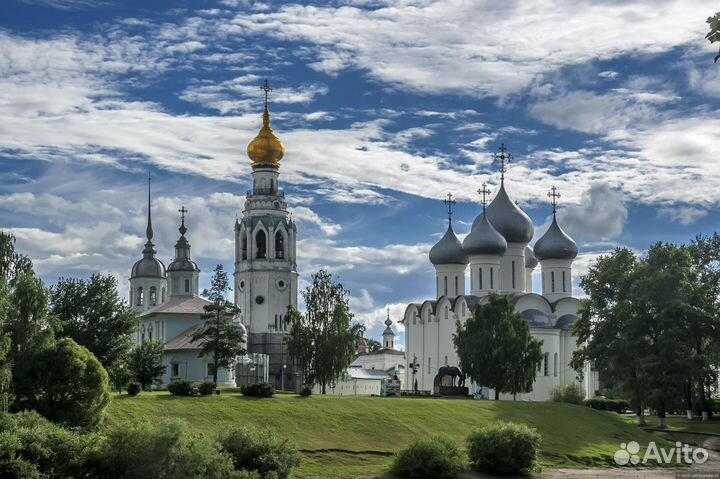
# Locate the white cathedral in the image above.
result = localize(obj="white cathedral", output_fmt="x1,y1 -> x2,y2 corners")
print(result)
402,147 -> 597,400
128,86 -> 300,389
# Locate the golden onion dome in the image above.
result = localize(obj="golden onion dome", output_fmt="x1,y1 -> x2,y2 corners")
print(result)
247,106 -> 285,169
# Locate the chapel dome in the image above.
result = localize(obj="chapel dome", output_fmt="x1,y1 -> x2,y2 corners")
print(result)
533,216 -> 578,261
462,211 -> 507,256
482,183 -> 534,244
247,106 -> 285,169
429,224 -> 468,266
131,256 -> 166,279
167,257 -> 200,272
525,245 -> 539,269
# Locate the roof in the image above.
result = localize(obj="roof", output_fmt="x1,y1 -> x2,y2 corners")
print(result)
358,348 -> 405,357
429,223 -> 468,265
533,215 -> 578,261
141,295 -> 211,317
348,368 -> 393,380
164,324 -> 205,351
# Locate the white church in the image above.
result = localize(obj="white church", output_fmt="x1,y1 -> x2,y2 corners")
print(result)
402,147 -> 597,401
128,84 -> 300,389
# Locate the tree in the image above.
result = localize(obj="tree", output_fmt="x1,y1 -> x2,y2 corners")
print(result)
453,294 -> 543,400
51,274 -> 139,370
708,12 -> 720,63
0,232 -> 33,286
286,269 -> 364,394
129,340 -> 166,390
190,265 -> 245,384
12,337 -> 111,428
366,338 -> 382,352
0,280 -> 11,412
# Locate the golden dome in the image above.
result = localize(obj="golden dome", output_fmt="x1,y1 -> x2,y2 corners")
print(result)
247,106 -> 285,169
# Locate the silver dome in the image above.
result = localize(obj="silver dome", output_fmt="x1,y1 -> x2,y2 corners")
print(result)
463,212 -> 507,256
534,216 -> 578,261
131,254 -> 166,278
525,245 -> 538,269
429,224 -> 468,266
482,183 -> 534,244
167,257 -> 200,272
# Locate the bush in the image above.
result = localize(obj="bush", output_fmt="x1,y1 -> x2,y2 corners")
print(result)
550,382 -> 585,404
199,381 -> 217,396
218,426 -> 301,479
585,398 -> 630,413
241,383 -> 275,398
168,380 -> 195,396
466,421 -> 541,475
299,386 -> 312,397
390,436 -> 464,479
0,411 -> 90,479
12,338 -> 111,428
88,419 -> 241,479
126,382 -> 141,396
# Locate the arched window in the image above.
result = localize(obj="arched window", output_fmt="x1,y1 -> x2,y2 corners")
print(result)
454,276 -> 458,295
428,356 -> 431,371
445,305 -> 449,319
136,287 -> 144,306
512,260 -> 516,289
241,233 -> 247,260
490,268 -> 494,289
275,231 -> 284,259
148,323 -> 153,341
562,271 -> 567,292
553,352 -> 558,377
551,271 -> 556,292
543,352 -> 549,376
444,355 -> 448,366
141,324 -> 146,342
161,287 -> 166,303
256,230 -> 267,259
479,267 -> 483,289
444,276 -> 448,296
462,302 -> 466,316
149,286 -> 157,306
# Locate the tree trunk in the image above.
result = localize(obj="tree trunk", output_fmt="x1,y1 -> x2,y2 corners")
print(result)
636,405 -> 646,426
686,378 -> 693,420
494,389 -> 499,400
322,381 -> 326,395
658,400 -> 667,429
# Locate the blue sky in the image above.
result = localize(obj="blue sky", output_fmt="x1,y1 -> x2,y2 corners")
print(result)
1,0 -> 719,345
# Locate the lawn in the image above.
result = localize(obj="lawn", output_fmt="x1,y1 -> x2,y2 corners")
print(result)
106,392 -> 669,477
633,415 -> 720,435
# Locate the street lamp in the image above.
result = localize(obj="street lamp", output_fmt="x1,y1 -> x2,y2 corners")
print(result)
282,364 -> 287,391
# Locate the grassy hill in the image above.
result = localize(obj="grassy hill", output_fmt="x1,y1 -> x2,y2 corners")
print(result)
106,392 -> 667,477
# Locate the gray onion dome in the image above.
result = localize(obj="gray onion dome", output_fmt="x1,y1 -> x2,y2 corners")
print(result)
131,254 -> 166,278
483,183 -> 534,244
429,224 -> 468,265
525,245 -> 538,269
168,215 -> 200,272
534,216 -> 578,261
463,211 -> 507,256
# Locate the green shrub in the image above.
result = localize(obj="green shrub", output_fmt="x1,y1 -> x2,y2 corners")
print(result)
584,398 -> 630,413
218,426 -> 301,479
241,383 -> 274,398
12,338 -> 110,428
550,382 -> 585,404
299,386 -> 312,397
168,380 -> 195,396
390,436 -> 464,479
0,411 -> 90,479
466,421 -> 541,475
199,381 -> 217,396
88,419 -> 240,479
126,382 -> 141,396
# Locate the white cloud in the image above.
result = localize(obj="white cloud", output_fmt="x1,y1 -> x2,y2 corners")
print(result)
556,183 -> 628,241
658,206 -> 709,226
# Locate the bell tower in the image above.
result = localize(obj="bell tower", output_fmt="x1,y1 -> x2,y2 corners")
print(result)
235,80 -> 298,390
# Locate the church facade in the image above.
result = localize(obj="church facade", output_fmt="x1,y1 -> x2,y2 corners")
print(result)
128,87 -> 299,389
403,147 -> 595,400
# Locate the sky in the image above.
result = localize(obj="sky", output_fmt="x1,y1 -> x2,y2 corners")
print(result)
2,0 -> 719,347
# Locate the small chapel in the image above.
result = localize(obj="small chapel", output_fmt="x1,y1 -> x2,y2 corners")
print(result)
128,82 -> 299,389
402,146 -> 598,400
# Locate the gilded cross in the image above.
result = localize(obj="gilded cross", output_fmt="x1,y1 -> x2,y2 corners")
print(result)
179,206 -> 188,224
442,192 -> 456,223
548,186 -> 561,214
261,79 -> 272,108
493,143 -> 512,182
477,182 -> 491,211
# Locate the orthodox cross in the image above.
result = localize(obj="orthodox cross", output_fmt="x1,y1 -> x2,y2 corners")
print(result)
493,143 -> 512,182
477,182 -> 491,211
262,79 -> 272,108
443,192 -> 456,223
548,186 -> 561,214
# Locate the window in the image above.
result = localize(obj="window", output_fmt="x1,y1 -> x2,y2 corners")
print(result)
454,276 -> 458,295
161,287 -> 166,303
444,276 -> 448,296
206,363 -> 216,377
184,279 -> 190,293
136,287 -> 144,306
490,268 -> 494,289
255,230 -> 267,259
150,286 -> 157,306
141,325 -> 146,342
444,355 -> 448,366
241,234 -> 247,260
275,231 -> 284,259
172,363 -> 180,377
554,353 -> 558,377
551,272 -> 555,293
147,323 -> 153,341
462,302 -> 466,316
428,357 -> 431,371
479,267 -> 483,289
274,314 -> 278,330
445,305 -> 449,319
562,271 -> 567,292
543,353 -> 549,376
512,260 -> 516,289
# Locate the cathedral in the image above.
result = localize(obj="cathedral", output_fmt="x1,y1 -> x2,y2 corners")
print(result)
128,84 -> 298,389
402,146 -> 597,400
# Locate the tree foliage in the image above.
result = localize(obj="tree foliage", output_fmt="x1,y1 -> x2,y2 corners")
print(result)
453,294 -> 543,399
51,274 -> 139,370
12,338 -> 111,428
129,340 -> 166,390
707,11 -> 720,63
286,269 -> 364,394
191,264 -> 245,383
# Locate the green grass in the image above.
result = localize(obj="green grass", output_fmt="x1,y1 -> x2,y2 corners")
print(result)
106,393 -> 669,477
630,415 -> 720,435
